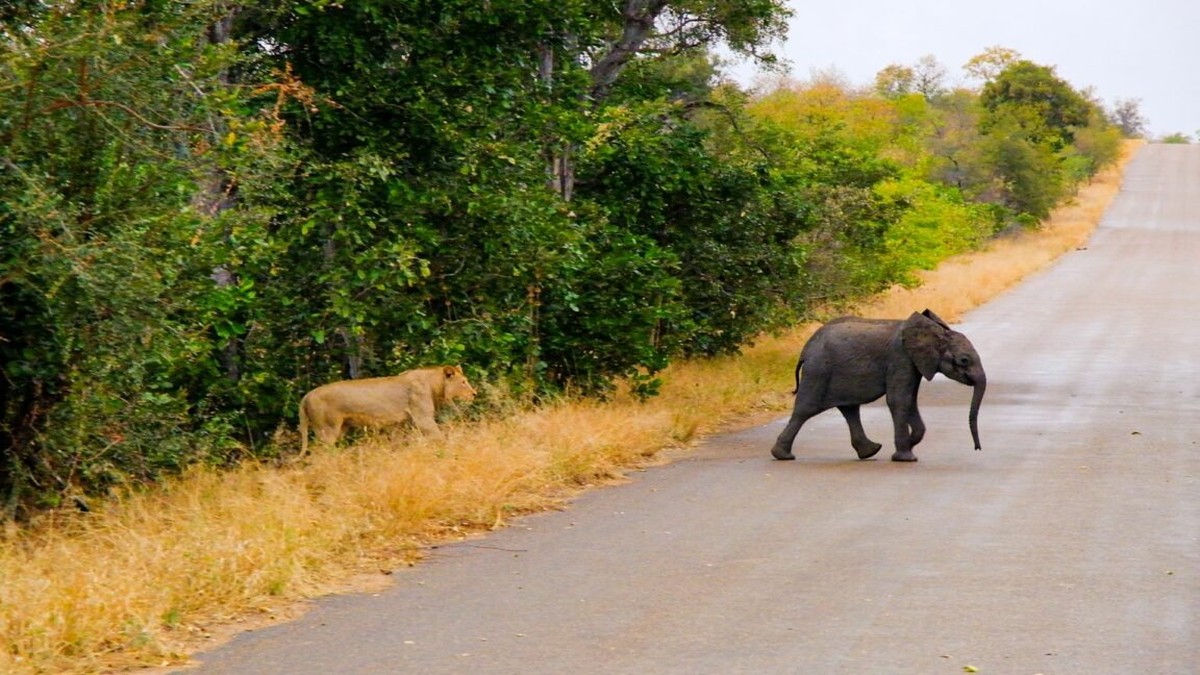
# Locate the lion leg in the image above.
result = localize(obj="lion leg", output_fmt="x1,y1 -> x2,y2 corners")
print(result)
404,394 -> 440,438
315,416 -> 343,447
410,413 -> 443,438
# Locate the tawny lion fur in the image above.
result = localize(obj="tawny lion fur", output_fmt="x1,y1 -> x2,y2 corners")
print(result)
298,365 -> 476,453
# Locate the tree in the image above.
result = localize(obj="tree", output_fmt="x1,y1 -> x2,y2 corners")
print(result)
963,45 -> 1021,84
587,1 -> 790,101
875,64 -> 915,99
922,89 -> 1004,203
226,0 -> 800,386
574,99 -> 812,358
877,57 -> 945,102
1109,98 -> 1148,138
980,60 -> 1092,148
912,54 -> 948,100
977,109 -> 1065,220
0,1 -> 287,514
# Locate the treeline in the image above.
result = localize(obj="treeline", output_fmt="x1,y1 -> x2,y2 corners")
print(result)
1,2 -> 1124,515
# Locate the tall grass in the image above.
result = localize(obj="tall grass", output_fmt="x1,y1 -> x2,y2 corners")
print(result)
0,141 -> 1141,674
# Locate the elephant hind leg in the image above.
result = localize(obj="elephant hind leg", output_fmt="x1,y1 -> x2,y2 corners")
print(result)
771,399 -> 826,461
838,405 -> 883,459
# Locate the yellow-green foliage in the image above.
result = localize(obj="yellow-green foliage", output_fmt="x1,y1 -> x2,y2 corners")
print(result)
748,78 -> 906,151
876,177 -> 995,280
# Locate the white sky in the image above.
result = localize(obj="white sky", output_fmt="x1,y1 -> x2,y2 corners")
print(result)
725,0 -> 1199,139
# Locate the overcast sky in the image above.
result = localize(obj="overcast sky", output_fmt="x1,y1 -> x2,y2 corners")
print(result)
725,0 -> 1198,139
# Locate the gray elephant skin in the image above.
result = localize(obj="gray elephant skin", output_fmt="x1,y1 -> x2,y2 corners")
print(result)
771,309 -> 985,462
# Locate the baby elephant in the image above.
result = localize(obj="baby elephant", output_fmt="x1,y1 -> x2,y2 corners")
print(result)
299,365 -> 477,453
771,309 -> 985,462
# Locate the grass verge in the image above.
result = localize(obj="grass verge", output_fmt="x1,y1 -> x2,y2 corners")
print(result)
0,141 -> 1142,674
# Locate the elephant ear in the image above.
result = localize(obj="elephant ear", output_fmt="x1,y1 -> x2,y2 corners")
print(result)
921,308 -> 952,330
901,311 -> 944,381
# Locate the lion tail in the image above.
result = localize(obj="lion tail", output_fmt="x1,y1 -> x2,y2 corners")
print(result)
298,395 -> 310,455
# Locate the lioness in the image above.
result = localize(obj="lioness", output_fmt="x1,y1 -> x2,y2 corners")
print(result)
298,365 -> 477,453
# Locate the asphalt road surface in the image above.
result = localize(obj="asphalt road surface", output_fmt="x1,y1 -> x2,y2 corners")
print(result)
187,144 -> 1200,674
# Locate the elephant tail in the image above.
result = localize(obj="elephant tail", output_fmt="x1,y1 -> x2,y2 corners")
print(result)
792,357 -> 803,395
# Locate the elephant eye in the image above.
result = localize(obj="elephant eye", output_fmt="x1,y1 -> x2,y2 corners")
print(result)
956,355 -> 971,367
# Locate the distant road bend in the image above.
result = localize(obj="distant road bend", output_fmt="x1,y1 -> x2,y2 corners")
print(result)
187,144 -> 1200,674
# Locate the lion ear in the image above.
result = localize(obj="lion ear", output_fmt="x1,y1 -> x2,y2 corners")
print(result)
443,366 -> 457,379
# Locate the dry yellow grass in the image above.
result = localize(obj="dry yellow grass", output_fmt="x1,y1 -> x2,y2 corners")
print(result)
0,141 -> 1141,675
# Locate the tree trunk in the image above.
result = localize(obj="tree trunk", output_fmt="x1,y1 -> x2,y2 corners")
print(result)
538,43 -> 576,201
588,0 -> 669,102
200,6 -> 243,383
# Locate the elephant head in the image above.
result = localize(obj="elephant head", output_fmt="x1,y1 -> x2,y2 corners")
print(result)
900,309 -> 986,450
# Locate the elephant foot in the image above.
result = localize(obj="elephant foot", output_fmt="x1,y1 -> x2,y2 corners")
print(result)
891,450 -> 918,462
771,446 -> 796,461
854,441 -> 883,460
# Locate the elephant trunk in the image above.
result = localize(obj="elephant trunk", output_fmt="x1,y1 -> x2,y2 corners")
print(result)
968,373 -> 986,450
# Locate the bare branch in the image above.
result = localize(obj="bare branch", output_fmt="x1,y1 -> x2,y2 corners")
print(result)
42,97 -> 205,133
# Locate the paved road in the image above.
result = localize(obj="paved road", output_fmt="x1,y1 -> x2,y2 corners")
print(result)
188,144 -> 1200,674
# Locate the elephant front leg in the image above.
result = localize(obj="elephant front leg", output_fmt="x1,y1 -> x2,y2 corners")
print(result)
837,405 -> 882,459
887,400 -> 922,462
